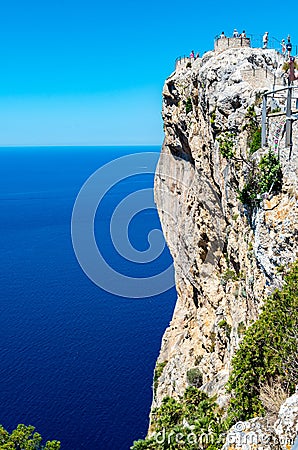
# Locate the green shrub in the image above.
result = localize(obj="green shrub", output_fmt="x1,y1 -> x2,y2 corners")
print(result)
221,268 -> 238,282
217,132 -> 235,159
258,150 -> 282,194
185,97 -> 193,113
153,361 -> 168,395
238,161 -> 261,205
249,127 -> 261,153
131,438 -> 156,449
218,320 -> 232,336
186,368 -> 203,387
131,387 -> 225,449
227,261 -> 298,423
243,105 -> 262,154
238,150 -> 282,207
0,424 -> 60,449
237,321 -> 246,335
276,264 -> 286,274
210,110 -> 216,126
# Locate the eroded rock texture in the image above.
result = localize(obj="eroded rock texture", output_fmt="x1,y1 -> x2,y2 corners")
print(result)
153,46 -> 298,411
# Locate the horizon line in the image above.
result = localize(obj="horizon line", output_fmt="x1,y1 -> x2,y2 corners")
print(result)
0,143 -> 163,148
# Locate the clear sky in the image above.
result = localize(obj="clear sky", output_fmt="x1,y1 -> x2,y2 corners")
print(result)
1,0 -> 297,146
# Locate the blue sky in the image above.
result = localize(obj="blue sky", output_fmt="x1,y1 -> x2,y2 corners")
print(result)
1,0 -> 297,146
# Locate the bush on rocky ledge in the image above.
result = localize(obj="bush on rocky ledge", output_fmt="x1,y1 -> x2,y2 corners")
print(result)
131,387 -> 225,449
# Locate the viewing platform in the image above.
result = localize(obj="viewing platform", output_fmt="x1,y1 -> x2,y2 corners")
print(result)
214,36 -> 251,52
175,34 -> 298,71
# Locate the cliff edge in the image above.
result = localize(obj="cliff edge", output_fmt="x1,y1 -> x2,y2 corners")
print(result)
153,44 -> 298,412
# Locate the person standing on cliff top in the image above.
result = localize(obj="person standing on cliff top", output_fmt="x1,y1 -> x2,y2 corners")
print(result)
286,35 -> 292,58
241,30 -> 246,38
190,50 -> 195,59
220,31 -> 226,39
233,29 -> 239,38
263,31 -> 269,48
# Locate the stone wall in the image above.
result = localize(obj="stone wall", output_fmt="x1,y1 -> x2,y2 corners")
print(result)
215,36 -> 251,53
241,66 -> 286,89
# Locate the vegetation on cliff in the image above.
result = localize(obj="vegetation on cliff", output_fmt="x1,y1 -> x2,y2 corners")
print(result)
154,361 -> 168,395
132,262 -> 298,448
237,150 -> 283,207
131,387 -> 225,449
0,424 -> 60,449
218,133 -> 283,209
217,104 -> 283,209
242,105 -> 262,154
227,260 -> 298,421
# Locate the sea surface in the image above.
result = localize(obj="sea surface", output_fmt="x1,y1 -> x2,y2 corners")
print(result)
0,146 -> 176,450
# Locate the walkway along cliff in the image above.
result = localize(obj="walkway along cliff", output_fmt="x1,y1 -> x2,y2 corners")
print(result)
132,36 -> 298,449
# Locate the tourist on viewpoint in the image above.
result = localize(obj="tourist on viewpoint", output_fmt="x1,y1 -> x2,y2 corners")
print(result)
281,39 -> 286,56
263,31 -> 269,48
286,35 -> 292,58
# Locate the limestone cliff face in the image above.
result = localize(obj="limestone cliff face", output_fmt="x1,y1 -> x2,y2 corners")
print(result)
153,45 -> 298,409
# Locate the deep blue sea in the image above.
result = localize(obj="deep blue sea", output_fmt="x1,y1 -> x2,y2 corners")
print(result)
0,146 -> 176,450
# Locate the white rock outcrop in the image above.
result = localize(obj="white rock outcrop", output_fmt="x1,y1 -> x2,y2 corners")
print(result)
221,392 -> 298,449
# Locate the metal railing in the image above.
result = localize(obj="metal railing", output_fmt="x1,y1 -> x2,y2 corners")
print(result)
214,33 -> 298,55
175,55 -> 190,64
262,85 -> 298,155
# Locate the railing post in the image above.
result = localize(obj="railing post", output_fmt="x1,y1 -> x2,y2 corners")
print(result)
286,86 -> 293,147
262,95 -> 267,147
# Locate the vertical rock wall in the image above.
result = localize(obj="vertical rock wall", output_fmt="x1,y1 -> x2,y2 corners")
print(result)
153,46 -> 298,409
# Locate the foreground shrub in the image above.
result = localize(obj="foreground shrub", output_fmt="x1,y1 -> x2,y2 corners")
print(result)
0,424 -> 60,449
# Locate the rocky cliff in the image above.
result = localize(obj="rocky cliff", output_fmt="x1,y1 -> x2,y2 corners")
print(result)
153,42 -> 298,416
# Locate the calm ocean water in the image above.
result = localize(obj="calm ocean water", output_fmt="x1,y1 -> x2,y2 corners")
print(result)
0,146 -> 176,450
